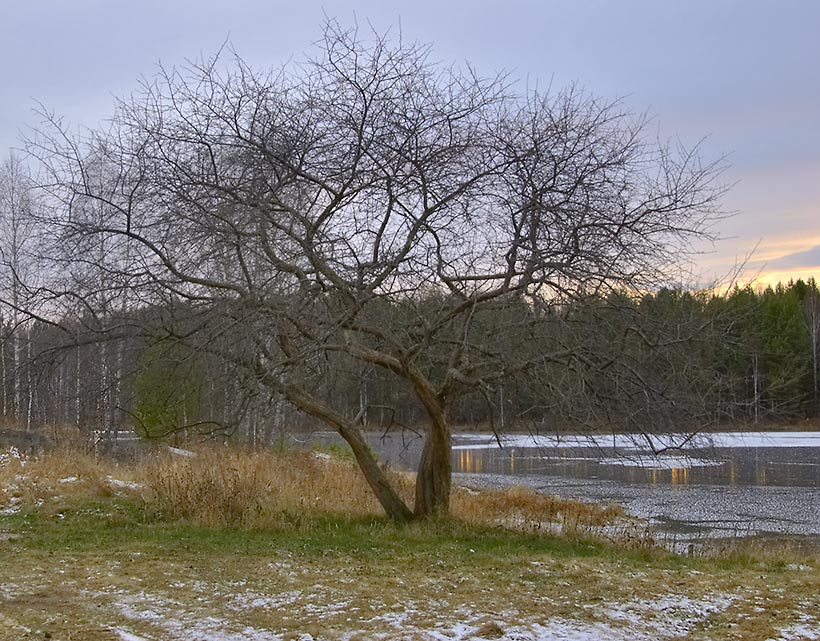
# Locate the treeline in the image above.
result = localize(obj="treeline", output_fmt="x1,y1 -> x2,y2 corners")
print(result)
709,279 -> 820,422
1,278 -> 818,443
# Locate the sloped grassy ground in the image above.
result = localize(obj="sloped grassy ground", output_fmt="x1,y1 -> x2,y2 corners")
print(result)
0,446 -> 818,641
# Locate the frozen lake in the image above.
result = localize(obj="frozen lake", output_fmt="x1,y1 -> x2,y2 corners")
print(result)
318,430 -> 820,544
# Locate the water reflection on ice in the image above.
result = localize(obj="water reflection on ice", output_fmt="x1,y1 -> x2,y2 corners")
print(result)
453,431 -> 820,451
597,455 -> 724,469
446,430 -> 820,542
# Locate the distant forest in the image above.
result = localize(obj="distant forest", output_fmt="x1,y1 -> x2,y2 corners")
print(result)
2,279 -> 818,444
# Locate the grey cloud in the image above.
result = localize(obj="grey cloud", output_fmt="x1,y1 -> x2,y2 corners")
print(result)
772,245 -> 820,270
1,0 -> 818,283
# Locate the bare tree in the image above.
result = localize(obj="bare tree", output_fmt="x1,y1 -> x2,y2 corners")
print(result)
804,281 -> 820,417
25,22 -> 725,520
0,152 -> 40,427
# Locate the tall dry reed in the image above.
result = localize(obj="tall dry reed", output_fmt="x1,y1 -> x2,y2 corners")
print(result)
138,447 -> 413,528
451,484 -> 625,535
0,445 -> 134,509
2,444 -> 625,535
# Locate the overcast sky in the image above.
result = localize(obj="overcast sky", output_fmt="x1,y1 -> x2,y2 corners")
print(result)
2,0 -> 818,286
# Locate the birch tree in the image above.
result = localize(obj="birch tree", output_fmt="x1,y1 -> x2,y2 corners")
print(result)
0,152 -> 39,427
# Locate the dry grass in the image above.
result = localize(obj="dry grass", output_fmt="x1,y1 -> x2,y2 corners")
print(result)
4,443 -> 813,565
2,443 -> 626,537
139,447 -> 406,527
0,445 -> 136,511
451,483 -> 626,535
2,444 -> 819,640
137,445 -> 627,534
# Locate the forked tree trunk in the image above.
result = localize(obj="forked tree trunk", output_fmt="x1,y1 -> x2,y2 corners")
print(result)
414,418 -> 452,517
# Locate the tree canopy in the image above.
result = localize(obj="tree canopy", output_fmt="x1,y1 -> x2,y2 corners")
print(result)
21,22 -> 728,520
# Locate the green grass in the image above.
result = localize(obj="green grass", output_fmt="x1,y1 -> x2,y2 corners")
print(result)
4,494 -> 616,561
1,447 -> 819,640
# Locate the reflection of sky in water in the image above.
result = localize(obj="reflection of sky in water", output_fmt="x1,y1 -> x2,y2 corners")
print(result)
445,439 -> 820,540
310,430 -> 820,487
597,456 -> 723,469
334,431 -> 820,489
450,445 -> 820,488
453,431 -> 820,450
445,432 -> 820,488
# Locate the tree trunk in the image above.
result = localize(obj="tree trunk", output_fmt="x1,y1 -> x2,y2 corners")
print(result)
25,333 -> 33,429
279,382 -> 414,523
12,320 -> 21,423
111,337 -> 124,440
414,418 -> 452,518
752,351 -> 760,424
339,423 -> 415,523
1,321 -> 7,419
75,342 -> 82,427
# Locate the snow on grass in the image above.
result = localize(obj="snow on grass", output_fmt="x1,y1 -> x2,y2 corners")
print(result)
0,495 -> 21,514
601,593 -> 735,638
227,590 -> 302,611
113,629 -> 152,641
112,589 -> 285,641
167,446 -> 197,458
363,593 -> 733,641
328,592 -> 737,640
302,599 -> 353,619
107,476 -> 143,491
60,580 -> 820,641
0,446 -> 24,466
0,612 -> 32,636
768,623 -> 820,641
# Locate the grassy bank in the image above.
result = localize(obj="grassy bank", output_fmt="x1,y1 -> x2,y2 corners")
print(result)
1,445 -> 818,640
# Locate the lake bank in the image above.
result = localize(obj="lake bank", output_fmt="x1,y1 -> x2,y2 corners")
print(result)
313,430 -> 820,546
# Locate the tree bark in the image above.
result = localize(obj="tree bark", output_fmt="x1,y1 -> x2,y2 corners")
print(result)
414,417 -> 452,518
339,422 -> 415,523
1,320 -> 6,418
279,381 -> 415,523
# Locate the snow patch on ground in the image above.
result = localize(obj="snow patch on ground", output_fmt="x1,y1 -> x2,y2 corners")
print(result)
768,623 -> 820,641
227,590 -> 301,611
365,594 -> 734,641
0,446 -> 24,466
111,590 -> 284,641
167,446 -> 197,458
113,629 -> 152,641
0,495 -> 21,514
93,580 -> 815,641
107,476 -> 143,491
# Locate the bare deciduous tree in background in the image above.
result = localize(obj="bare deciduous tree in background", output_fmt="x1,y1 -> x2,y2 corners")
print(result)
24,22 -> 725,520
0,152 -> 40,427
